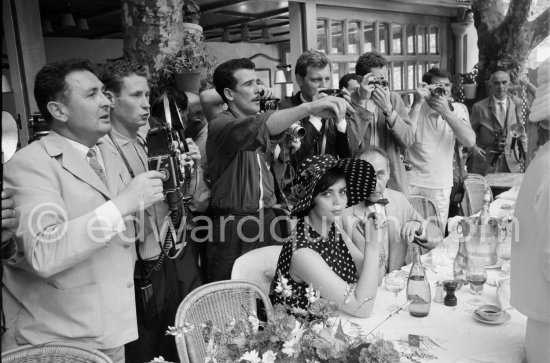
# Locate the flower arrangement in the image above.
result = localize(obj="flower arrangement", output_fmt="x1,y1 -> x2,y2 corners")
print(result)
461,65 -> 479,85
166,274 -> 401,363
161,30 -> 217,75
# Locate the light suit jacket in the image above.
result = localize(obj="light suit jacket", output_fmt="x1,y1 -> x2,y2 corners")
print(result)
469,96 -> 526,175
347,93 -> 415,196
2,131 -> 138,349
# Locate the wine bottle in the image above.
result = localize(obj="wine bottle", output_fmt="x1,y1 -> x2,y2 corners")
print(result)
478,188 -> 491,225
407,244 -> 431,317
453,221 -> 469,287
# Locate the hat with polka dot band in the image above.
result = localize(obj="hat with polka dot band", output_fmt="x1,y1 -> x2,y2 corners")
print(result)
291,154 -> 376,217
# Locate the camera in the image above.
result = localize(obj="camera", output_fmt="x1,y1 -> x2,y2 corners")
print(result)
260,98 -> 280,112
147,125 -> 189,210
28,113 -> 50,143
490,129 -> 508,166
368,76 -> 389,88
286,123 -> 306,139
427,83 -> 447,97
319,89 -> 344,98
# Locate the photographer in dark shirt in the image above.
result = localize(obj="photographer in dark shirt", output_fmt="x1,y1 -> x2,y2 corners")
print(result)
206,58 -> 353,282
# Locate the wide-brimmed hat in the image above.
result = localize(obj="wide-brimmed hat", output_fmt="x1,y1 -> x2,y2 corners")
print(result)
291,155 -> 376,217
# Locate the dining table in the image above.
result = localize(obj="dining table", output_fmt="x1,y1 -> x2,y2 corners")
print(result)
340,197 -> 527,363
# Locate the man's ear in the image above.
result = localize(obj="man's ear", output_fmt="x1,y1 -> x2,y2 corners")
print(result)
47,101 -> 68,123
223,88 -> 234,102
296,74 -> 304,89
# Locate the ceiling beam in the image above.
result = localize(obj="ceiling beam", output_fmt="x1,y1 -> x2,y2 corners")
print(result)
204,20 -> 289,39
87,9 -> 122,22
203,8 -> 288,31
200,0 -> 248,13
228,30 -> 289,43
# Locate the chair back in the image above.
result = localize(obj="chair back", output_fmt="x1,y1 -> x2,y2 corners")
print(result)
409,194 -> 444,234
174,280 -> 274,363
231,245 -> 282,295
1,343 -> 113,363
462,174 -> 493,216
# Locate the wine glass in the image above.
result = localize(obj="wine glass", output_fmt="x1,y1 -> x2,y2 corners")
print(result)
466,257 -> 487,306
384,270 -> 407,311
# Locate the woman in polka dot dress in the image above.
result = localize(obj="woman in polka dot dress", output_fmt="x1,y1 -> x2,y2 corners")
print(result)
270,154 -> 383,318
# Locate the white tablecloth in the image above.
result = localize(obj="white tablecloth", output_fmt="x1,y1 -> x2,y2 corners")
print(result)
341,254 -> 527,362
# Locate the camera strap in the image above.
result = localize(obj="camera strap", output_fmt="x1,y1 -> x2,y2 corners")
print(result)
107,132 -> 161,280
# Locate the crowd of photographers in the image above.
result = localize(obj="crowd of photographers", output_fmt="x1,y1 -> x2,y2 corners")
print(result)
0,48 -> 534,362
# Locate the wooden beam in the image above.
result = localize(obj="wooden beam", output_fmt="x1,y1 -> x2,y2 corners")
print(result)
203,8 -> 288,31
200,0 -> 248,13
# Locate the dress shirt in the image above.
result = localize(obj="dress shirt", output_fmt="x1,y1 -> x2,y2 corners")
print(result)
64,133 -> 126,240
493,96 -> 508,126
300,93 -> 347,133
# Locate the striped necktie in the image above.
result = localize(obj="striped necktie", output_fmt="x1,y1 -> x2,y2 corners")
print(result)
87,148 -> 108,186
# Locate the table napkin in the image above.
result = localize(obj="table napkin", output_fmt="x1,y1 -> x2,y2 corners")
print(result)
495,186 -> 519,201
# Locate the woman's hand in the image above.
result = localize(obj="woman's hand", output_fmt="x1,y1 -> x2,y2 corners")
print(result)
362,217 -> 382,250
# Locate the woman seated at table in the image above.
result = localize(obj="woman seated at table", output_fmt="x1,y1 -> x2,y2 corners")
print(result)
270,155 -> 382,318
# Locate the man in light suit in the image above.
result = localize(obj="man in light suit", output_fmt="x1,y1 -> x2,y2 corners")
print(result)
1,59 -> 164,363
341,146 -> 442,282
468,71 -> 526,175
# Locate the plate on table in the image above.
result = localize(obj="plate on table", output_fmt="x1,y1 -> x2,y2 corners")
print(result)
473,310 -> 511,325
485,260 -> 503,269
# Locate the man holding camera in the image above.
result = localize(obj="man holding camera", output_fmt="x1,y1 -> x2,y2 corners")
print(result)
206,58 -> 352,282
278,51 -> 353,166
468,70 -> 525,175
407,68 -> 475,227
2,59 -> 165,362
99,61 -> 201,362
347,51 -> 415,196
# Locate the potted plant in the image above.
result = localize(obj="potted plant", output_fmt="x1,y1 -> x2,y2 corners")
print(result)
181,0 -> 203,35
183,0 -> 200,24
161,30 -> 217,93
462,66 -> 478,99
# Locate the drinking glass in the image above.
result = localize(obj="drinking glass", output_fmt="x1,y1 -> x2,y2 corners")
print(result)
466,257 -> 487,306
497,240 -> 512,275
385,270 -> 407,311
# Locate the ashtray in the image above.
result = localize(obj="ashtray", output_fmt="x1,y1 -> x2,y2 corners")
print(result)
475,304 -> 504,321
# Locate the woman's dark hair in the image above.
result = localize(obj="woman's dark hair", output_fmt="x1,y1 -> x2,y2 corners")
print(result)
312,167 -> 346,198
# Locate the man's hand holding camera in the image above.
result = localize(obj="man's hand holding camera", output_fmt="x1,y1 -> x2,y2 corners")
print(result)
310,92 -> 354,121
180,138 -> 201,169
112,171 -> 165,216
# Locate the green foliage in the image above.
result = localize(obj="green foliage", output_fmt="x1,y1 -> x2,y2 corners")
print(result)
183,0 -> 201,24
161,30 -> 217,74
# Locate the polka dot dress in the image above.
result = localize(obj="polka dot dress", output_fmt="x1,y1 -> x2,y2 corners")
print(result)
269,217 -> 358,312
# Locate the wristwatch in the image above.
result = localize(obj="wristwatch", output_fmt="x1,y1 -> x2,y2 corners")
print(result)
382,107 -> 393,117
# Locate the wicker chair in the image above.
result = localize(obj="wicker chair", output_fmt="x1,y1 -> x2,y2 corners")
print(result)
174,280 -> 274,363
462,174 -> 493,216
409,194 -> 444,234
1,343 -> 112,363
231,245 -> 282,295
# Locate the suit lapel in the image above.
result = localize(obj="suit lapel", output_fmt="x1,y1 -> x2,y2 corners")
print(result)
43,133 -> 112,199
99,140 -> 129,195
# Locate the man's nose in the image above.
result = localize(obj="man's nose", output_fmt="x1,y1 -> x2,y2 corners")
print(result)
100,92 -> 112,108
